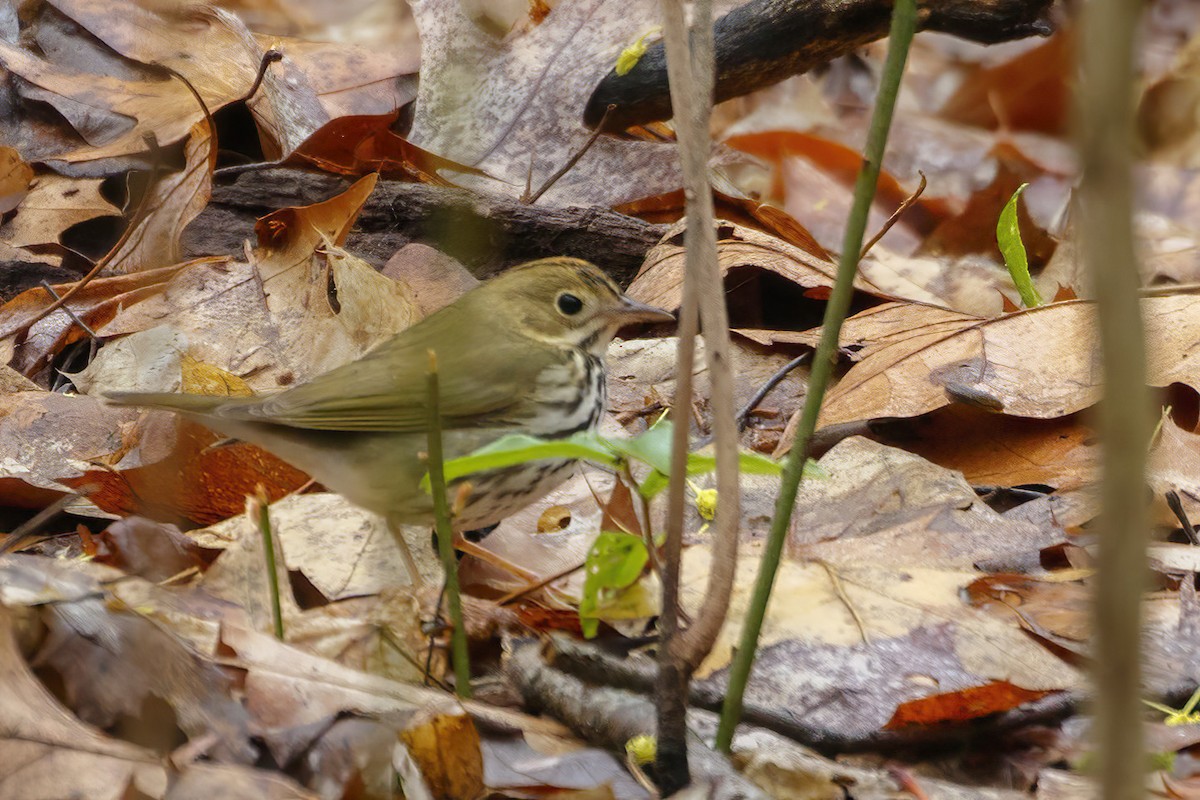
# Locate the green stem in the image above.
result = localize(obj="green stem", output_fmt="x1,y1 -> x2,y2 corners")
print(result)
255,489 -> 284,640
425,351 -> 473,699
714,0 -> 918,753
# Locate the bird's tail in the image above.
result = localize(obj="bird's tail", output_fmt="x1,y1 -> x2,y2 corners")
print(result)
103,391 -> 234,414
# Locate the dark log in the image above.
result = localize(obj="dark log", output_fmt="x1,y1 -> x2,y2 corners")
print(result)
585,0 -> 1057,130
183,168 -> 667,284
506,640 -> 768,799
543,633 -> 1080,757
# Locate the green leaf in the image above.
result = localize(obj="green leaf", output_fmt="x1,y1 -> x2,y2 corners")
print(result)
637,452 -> 823,500
686,449 -> 783,476
996,183 -> 1043,308
424,431 -> 619,492
604,417 -> 673,474
579,532 -> 649,638
638,470 -> 669,499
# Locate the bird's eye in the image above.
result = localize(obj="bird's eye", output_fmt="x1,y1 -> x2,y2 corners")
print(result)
557,293 -> 583,315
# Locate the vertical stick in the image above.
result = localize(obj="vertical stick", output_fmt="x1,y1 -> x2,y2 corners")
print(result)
657,0 -> 729,790
1080,0 -> 1148,796
426,350 -> 473,699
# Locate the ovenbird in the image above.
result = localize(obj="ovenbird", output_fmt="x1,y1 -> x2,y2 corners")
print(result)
106,258 -> 671,570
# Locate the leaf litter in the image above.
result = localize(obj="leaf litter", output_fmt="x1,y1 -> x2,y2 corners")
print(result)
2,0 -> 1200,797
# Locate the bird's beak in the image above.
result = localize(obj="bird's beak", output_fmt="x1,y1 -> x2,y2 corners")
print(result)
610,295 -> 674,325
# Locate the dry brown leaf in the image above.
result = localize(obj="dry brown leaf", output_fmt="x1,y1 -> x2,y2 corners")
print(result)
686,538 -> 1082,735
939,33 -> 1073,134
96,175 -> 417,392
724,129 -> 949,257
191,493 -> 438,600
1140,29 -> 1200,167
0,575 -> 169,800
105,120 -> 215,274
166,763 -> 318,800
0,263 -> 187,375
297,718 -> 402,800
874,406 -> 1098,491
791,437 -> 1063,568
93,516 -> 204,582
0,173 -> 119,252
685,438 -> 1080,739
31,581 -> 255,762
0,9 -> 257,164
778,296 -> 1200,448
282,112 -> 488,181
398,709 -> 485,800
629,221 -> 864,318
4,2 -> 416,166
380,244 -> 480,317
1149,415 -> 1200,525
219,622 -> 462,764
407,0 -> 687,206
244,37 -> 417,160
212,0 -> 420,51
0,145 -> 32,214
0,387 -> 308,524
886,681 -> 1051,729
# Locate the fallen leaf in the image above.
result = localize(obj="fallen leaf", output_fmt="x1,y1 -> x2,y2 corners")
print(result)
872,406 -> 1098,491
407,0 -> 687,206
939,33 -> 1073,134
105,119 -> 216,274
0,172 -> 119,252
0,145 -> 32,214
0,568 -> 168,799
887,681 -> 1051,729
191,493 -> 438,600
778,296 -> 1200,445
0,8 -> 258,163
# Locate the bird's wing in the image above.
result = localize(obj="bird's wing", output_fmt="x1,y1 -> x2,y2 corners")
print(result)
219,306 -> 560,433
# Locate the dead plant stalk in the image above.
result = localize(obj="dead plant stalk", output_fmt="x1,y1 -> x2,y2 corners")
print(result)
657,0 -> 740,791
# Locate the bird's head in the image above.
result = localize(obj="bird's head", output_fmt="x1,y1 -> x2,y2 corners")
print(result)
486,258 -> 673,355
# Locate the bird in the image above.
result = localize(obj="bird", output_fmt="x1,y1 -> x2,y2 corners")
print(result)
105,257 -> 672,583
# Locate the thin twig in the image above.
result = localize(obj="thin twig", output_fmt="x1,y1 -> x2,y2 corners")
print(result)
737,354 -> 811,432
1165,491 -> 1200,546
242,50 -> 283,103
425,350 -> 473,699
1140,283 -> 1200,297
521,104 -> 616,204
819,562 -> 868,643
39,280 -> 100,380
859,171 -> 926,259
715,0 -> 919,754
0,135 -> 161,342
496,562 -> 586,606
382,624 -> 452,692
37,281 -> 99,342
657,0 -> 729,790
0,492 -> 83,554
695,353 -> 811,448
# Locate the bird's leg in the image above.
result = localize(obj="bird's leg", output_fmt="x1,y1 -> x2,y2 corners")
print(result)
386,516 -> 425,588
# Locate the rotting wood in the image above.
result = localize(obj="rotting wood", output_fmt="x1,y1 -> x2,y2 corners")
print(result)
182,169 -> 667,284
585,0 -> 1056,130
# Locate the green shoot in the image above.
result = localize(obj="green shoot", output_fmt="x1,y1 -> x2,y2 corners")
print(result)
997,183 -> 1043,308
